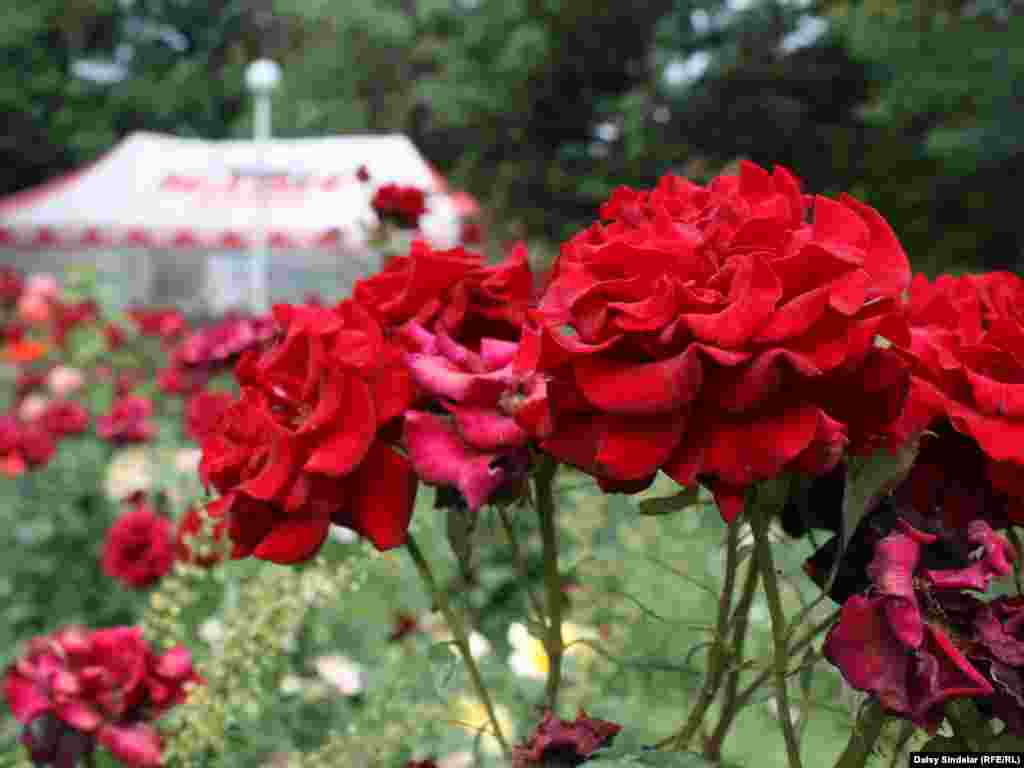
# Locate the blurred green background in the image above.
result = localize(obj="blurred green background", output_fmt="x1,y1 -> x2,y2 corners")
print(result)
1,0 -> 1022,274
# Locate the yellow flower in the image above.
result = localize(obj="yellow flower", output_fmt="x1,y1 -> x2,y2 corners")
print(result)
450,696 -> 515,755
507,621 -> 600,680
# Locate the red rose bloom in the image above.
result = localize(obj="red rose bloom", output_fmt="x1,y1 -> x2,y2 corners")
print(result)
126,307 -> 188,341
521,162 -> 911,520
198,301 -> 418,563
890,272 -> 1024,523
41,400 -> 90,437
52,300 -> 100,347
18,422 -> 56,468
0,265 -> 24,306
97,396 -> 157,444
184,390 -> 232,442
371,183 -> 428,229
401,323 -> 543,510
2,625 -> 199,768
353,240 -> 532,345
102,502 -> 174,589
174,312 -> 277,370
512,709 -> 622,767
175,499 -> 228,567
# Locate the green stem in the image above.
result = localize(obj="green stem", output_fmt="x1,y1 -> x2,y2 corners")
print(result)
732,609 -> 839,716
707,555 -> 760,758
750,477 -> 804,768
656,517 -> 742,751
833,699 -> 887,768
497,504 -> 546,622
405,533 -> 510,757
535,454 -> 565,712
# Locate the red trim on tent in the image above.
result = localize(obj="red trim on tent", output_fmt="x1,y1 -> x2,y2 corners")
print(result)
172,230 -> 200,247
34,228 -> 59,246
0,228 -> 13,246
268,232 -> 294,249
316,229 -> 341,247
125,229 -> 151,247
219,231 -> 246,249
81,228 -> 109,247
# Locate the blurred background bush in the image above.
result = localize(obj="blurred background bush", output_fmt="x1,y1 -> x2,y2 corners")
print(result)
1,0 -> 1021,274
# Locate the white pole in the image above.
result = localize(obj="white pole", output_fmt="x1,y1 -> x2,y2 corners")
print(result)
244,59 -> 281,314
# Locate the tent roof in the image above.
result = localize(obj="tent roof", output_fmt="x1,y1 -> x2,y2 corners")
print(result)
0,132 -> 479,250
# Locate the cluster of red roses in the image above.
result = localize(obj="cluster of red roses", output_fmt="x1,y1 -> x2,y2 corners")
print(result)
2,625 -> 200,767
199,161 -> 1024,733
0,282 -> 279,475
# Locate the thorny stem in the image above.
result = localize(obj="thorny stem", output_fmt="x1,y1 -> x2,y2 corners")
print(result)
535,454 -> 565,712
405,533 -> 510,757
750,477 -> 804,768
655,517 -> 742,751
497,504 -> 546,621
707,552 -> 760,758
833,698 -> 887,768
732,609 -> 839,720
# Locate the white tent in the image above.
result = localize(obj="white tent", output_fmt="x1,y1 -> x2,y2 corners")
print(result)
0,132 -> 480,314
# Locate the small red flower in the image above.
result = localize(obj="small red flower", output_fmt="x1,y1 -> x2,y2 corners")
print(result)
97,396 -> 156,444
41,400 -> 90,437
371,183 -> 428,229
126,307 -> 188,341
512,709 -> 622,767
174,499 -> 228,567
174,313 -> 277,370
102,502 -> 174,589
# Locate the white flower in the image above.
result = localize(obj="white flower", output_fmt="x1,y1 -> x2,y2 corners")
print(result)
18,394 -> 49,423
437,751 -> 474,768
329,524 -> 358,544
314,654 -> 365,697
174,447 -> 202,475
47,366 -> 84,397
104,447 -> 152,500
199,618 -> 225,649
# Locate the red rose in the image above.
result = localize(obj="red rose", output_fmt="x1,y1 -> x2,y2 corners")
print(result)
184,390 -> 232,442
126,306 -> 188,340
2,625 -> 199,768
18,422 -> 56,468
401,323 -> 542,510
199,301 -> 418,563
97,396 -> 156,444
512,709 -> 622,768
521,162 -> 911,520
0,265 -> 23,305
175,499 -> 228,567
102,502 -> 174,588
890,272 -> 1024,522
41,400 -> 90,437
371,183 -> 428,229
174,312 -> 277,370
353,240 -> 532,345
